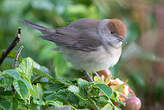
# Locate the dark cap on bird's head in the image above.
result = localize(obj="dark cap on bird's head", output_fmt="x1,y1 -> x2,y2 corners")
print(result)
107,19 -> 127,38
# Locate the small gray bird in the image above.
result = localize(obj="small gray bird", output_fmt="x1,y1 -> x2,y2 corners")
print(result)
23,18 -> 127,81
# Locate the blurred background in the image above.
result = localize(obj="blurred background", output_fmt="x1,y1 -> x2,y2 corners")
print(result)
0,0 -> 164,109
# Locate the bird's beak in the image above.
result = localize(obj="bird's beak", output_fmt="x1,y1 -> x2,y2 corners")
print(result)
115,34 -> 127,44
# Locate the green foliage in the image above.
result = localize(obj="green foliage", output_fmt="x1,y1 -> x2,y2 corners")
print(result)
0,0 -> 161,109
0,57 -> 125,110
0,98 -> 10,110
96,84 -> 112,98
13,79 -> 29,100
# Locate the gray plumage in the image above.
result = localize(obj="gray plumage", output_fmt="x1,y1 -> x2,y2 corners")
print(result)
23,19 -> 103,52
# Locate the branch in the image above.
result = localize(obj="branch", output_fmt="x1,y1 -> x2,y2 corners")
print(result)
0,28 -> 22,66
12,45 -> 24,69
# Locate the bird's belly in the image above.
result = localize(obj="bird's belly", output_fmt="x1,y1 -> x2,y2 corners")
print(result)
60,46 -> 122,72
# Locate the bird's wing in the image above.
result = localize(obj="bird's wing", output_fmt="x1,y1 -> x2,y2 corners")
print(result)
41,27 -> 102,52
23,19 -> 102,51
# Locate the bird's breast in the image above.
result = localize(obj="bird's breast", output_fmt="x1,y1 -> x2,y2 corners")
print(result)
60,45 -> 122,72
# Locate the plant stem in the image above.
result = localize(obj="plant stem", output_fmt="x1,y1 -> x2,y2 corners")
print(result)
12,45 -> 24,69
0,28 -> 22,66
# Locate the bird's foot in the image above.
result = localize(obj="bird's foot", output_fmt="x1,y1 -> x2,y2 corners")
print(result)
94,72 -> 100,76
85,72 -> 93,82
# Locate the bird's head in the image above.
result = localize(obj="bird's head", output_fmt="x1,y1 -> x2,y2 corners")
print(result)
98,19 -> 127,48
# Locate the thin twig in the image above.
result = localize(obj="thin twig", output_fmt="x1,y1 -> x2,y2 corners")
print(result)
12,45 -> 24,69
0,27 -> 21,66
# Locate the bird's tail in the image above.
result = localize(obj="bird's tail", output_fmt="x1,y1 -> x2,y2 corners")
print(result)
22,20 -> 56,34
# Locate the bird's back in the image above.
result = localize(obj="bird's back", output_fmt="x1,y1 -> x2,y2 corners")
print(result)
68,18 -> 100,31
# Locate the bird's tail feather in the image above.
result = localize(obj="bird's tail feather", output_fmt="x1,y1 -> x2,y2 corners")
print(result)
22,20 -> 56,34
40,33 -> 56,42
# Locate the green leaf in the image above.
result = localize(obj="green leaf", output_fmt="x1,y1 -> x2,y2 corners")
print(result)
0,77 -> 13,87
96,84 -> 112,98
33,68 -> 53,81
33,61 -> 49,73
97,96 -> 108,104
67,93 -> 79,105
20,78 -> 37,97
32,84 -> 45,105
0,91 -> 13,96
56,89 -> 70,101
0,98 -> 11,110
101,104 -> 113,110
56,89 -> 79,105
3,69 -> 20,80
79,84 -> 88,98
44,82 -> 66,92
68,85 -> 79,93
46,100 -> 63,106
89,98 -> 100,110
13,79 -> 29,100
77,78 -> 89,98
77,78 -> 88,86
12,98 -> 18,110
44,93 -> 57,101
18,57 -> 33,80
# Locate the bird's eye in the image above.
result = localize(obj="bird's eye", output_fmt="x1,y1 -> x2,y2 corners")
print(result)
111,31 -> 115,34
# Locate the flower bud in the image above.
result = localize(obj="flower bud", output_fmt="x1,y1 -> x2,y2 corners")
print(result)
124,96 -> 141,110
97,69 -> 112,80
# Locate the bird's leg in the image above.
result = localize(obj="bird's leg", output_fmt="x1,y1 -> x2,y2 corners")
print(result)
94,72 -> 100,76
92,72 -> 100,81
85,71 -> 93,82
